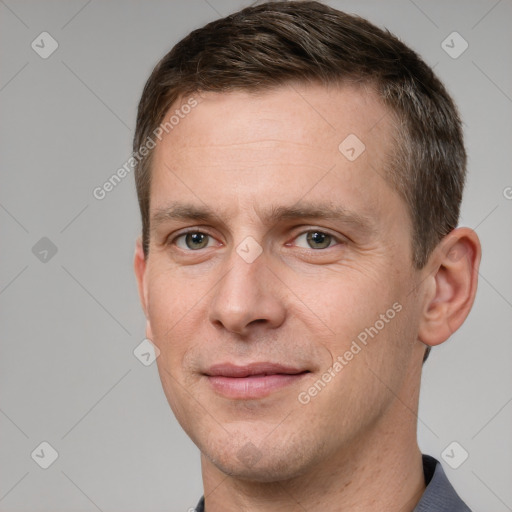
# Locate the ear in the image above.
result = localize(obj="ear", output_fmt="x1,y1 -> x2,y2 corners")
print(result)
418,227 -> 481,347
134,237 -> 153,339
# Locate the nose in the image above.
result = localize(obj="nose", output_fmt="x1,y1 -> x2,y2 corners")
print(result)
208,245 -> 286,337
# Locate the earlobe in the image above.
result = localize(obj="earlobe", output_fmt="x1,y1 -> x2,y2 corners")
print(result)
145,319 -> 153,341
134,237 -> 149,318
418,228 -> 481,347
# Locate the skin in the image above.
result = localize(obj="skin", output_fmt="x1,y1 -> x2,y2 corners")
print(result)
134,83 -> 481,511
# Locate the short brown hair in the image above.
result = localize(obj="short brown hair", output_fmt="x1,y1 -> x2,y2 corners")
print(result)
133,1 -> 467,360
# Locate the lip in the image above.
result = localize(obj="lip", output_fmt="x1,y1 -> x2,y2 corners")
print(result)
204,363 -> 310,399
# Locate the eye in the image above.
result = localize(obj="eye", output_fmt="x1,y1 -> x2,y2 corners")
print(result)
293,230 -> 340,250
174,231 -> 216,250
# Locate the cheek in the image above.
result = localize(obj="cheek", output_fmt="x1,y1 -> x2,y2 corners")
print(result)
145,271 -> 198,355
290,268 -> 410,388
290,268 -> 396,338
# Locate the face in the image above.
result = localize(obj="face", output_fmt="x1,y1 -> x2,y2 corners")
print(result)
135,83 -> 427,481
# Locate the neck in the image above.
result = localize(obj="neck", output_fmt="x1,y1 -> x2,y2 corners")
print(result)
201,364 -> 426,511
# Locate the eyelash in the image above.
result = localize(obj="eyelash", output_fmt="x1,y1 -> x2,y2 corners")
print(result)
169,228 -> 343,251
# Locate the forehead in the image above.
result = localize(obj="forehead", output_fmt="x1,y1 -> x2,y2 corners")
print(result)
150,83 -> 405,229
164,83 -> 392,152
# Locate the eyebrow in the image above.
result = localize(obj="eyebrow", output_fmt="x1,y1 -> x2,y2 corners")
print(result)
150,201 -> 375,236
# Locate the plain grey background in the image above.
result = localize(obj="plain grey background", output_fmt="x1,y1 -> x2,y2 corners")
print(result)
1,0 -> 511,510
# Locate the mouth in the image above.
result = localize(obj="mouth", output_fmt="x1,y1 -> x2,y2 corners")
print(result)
204,362 -> 310,399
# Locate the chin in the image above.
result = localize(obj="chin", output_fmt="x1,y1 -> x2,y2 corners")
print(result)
202,434 -> 316,483
212,456 -> 307,483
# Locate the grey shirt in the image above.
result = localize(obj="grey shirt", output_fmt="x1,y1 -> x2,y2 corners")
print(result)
194,454 -> 471,511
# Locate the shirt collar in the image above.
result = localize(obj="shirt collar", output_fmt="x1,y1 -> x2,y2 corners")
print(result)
413,454 -> 471,511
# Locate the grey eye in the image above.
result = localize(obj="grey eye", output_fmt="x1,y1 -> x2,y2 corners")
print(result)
176,232 -> 212,250
294,231 -> 335,250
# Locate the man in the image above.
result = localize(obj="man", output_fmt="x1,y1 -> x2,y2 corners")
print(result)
133,2 -> 480,510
